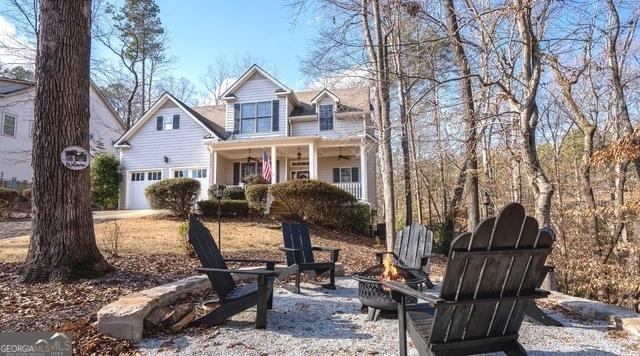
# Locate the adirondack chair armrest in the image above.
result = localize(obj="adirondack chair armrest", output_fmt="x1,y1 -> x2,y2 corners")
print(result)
279,246 -> 303,264
312,246 -> 340,262
224,259 -> 278,270
419,253 -> 438,266
383,280 -> 444,306
197,267 -> 279,276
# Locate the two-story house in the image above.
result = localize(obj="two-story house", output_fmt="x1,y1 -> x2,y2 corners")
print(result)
0,78 -> 125,188
114,65 -> 377,210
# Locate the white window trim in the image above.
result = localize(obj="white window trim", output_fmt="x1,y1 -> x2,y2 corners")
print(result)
170,166 -> 208,179
318,104 -> 334,131
1,113 -> 17,138
337,167 -> 359,183
240,101 -> 272,134
163,116 -> 174,130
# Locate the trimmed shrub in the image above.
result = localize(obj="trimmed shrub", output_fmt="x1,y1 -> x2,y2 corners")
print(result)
336,202 -> 371,234
197,199 -> 249,217
246,184 -> 269,214
21,188 -> 31,201
177,220 -> 195,257
145,178 -> 200,218
270,179 -> 357,225
209,185 -> 246,200
244,174 -> 269,186
0,187 -> 19,217
90,154 -> 121,209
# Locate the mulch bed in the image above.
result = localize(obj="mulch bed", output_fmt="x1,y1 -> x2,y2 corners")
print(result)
0,224 -> 445,355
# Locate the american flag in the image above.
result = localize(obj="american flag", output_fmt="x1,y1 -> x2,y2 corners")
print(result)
262,151 -> 272,182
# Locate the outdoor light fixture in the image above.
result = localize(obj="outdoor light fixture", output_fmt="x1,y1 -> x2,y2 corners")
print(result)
297,147 -> 301,161
215,184 -> 225,251
163,156 -> 169,163
482,191 -> 491,218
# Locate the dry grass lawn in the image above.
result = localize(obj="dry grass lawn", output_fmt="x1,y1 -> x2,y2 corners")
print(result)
0,216 -> 287,262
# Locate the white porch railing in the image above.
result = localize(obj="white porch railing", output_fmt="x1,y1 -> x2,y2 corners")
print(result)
333,182 -> 362,200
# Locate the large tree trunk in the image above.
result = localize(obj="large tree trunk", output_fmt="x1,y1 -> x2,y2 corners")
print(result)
23,0 -> 111,282
442,0 -> 479,230
362,0 -> 396,249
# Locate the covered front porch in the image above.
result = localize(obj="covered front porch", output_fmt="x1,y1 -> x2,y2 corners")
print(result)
206,137 -> 373,202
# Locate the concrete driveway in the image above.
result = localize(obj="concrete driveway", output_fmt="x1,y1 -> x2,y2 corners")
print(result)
0,210 -> 161,240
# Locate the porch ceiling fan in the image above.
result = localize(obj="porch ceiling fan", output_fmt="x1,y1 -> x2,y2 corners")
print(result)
246,149 -> 260,163
337,147 -> 355,161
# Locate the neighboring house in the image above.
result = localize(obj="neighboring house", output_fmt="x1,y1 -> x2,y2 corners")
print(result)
0,78 -> 125,188
115,65 -> 377,210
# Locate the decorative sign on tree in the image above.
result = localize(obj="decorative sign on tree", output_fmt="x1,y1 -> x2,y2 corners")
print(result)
60,146 -> 90,170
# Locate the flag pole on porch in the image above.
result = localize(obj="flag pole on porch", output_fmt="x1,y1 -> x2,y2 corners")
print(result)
262,151 -> 272,182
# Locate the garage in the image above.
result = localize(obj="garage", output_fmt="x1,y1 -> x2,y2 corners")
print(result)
170,167 -> 209,201
125,170 -> 162,209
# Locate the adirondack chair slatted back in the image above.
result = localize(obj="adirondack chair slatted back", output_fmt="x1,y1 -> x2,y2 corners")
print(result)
282,223 -> 314,266
393,223 -> 433,270
430,203 -> 553,344
188,215 -> 236,301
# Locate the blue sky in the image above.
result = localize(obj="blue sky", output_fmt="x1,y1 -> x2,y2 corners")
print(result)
139,0 -> 317,91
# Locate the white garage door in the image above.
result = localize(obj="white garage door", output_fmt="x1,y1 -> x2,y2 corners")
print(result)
126,170 -> 162,210
171,167 -> 209,201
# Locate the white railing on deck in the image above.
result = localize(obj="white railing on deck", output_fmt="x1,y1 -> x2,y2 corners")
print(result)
333,182 -> 362,200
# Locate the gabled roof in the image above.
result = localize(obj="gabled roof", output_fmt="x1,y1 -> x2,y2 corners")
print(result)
310,89 -> 340,104
221,64 -> 292,100
290,87 -> 372,117
114,93 -> 231,147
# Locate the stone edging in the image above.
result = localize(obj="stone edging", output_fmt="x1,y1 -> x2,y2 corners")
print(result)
545,291 -> 640,337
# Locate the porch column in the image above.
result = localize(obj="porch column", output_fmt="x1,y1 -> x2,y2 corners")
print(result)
211,150 -> 218,185
308,142 -> 318,179
271,146 -> 277,184
360,144 -> 368,201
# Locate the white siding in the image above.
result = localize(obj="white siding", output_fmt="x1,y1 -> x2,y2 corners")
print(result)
291,97 -> 365,139
225,73 -> 287,139
0,87 -> 123,183
120,101 -> 210,183
317,157 -> 361,183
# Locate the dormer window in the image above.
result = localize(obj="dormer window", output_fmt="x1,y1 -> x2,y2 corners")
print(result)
319,104 -> 334,131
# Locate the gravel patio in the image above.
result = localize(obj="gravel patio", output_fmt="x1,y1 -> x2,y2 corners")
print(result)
138,278 -> 640,356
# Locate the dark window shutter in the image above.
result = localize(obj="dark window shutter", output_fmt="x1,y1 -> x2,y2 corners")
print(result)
233,162 -> 240,185
272,100 -> 279,131
332,168 -> 340,183
276,160 -> 280,182
233,104 -> 240,134
156,116 -> 163,130
173,115 -> 180,129
351,167 -> 360,182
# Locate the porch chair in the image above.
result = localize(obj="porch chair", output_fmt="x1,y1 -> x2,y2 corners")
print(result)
187,214 -> 278,329
278,222 -> 340,294
376,222 -> 436,289
384,203 -> 555,356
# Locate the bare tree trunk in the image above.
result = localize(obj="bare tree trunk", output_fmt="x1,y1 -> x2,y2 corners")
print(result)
442,0 -> 479,230
362,0 -> 396,249
23,0 -> 111,282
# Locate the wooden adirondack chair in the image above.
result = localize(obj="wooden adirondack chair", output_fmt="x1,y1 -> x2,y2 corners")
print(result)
279,222 -> 340,294
384,203 -> 555,356
187,214 -> 279,329
376,222 -> 436,289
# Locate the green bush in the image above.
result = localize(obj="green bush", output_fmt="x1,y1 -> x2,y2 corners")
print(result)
177,220 -> 195,257
270,179 -> 357,226
197,199 -> 249,217
246,184 -> 269,214
244,174 -> 269,186
145,178 -> 200,218
432,220 -> 464,254
209,185 -> 246,200
0,187 -> 19,217
336,202 -> 371,234
90,154 -> 121,208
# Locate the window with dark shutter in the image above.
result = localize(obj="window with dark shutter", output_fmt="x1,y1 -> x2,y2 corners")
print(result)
233,162 -> 240,185
173,115 -> 180,129
332,168 -> 340,183
351,167 -> 359,182
233,104 -> 240,134
272,100 -> 279,131
156,116 -> 163,131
